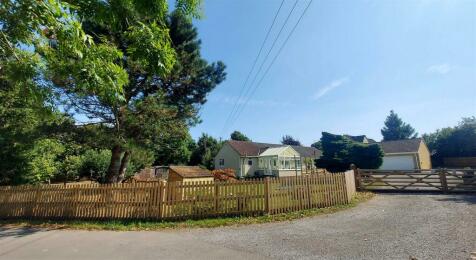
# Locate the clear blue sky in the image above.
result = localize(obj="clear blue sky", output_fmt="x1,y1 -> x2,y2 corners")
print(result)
190,0 -> 476,145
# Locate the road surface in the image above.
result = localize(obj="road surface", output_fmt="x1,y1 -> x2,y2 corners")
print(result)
1,193 -> 475,260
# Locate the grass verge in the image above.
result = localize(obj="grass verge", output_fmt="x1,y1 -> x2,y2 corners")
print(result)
0,192 -> 374,231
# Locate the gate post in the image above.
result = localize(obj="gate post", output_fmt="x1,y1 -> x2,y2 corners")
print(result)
438,168 -> 448,193
264,177 -> 271,214
351,164 -> 361,191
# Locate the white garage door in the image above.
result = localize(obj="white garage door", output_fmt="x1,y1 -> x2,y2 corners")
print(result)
380,155 -> 415,170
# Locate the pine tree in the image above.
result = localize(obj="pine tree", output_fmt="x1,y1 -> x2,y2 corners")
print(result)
381,110 -> 417,141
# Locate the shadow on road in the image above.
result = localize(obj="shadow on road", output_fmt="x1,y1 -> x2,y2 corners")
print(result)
0,226 -> 44,239
432,194 -> 476,205
372,190 -> 476,205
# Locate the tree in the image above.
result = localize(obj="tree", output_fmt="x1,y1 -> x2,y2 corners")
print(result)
311,141 -> 322,150
190,134 -> 222,169
422,117 -> 476,166
153,133 -> 196,166
1,0 -> 226,183
381,110 -> 417,141
230,131 -> 251,141
281,135 -> 301,146
315,132 -> 383,172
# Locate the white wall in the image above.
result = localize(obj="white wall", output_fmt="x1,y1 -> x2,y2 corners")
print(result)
214,143 -> 240,173
241,157 -> 259,177
380,154 -> 416,170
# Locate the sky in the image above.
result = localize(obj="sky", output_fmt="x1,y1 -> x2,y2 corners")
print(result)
189,0 -> 476,145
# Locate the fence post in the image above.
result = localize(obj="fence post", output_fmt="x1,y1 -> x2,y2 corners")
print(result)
306,176 -> 312,209
214,181 -> 219,215
351,164 -> 361,191
157,181 -> 164,219
264,177 -> 270,214
438,168 -> 448,193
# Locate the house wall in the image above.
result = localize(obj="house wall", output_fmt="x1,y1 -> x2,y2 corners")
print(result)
418,141 -> 432,169
380,154 -> 416,170
214,143 -> 241,174
241,157 -> 259,177
168,171 -> 183,182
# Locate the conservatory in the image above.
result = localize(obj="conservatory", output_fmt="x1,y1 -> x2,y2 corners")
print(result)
257,146 -> 302,177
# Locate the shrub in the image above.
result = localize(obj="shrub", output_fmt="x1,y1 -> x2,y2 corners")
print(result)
212,168 -> 237,181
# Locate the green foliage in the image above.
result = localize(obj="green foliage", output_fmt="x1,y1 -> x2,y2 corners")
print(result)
190,133 -> 222,169
78,149 -> 112,181
0,0 -> 226,184
25,139 -> 65,183
422,117 -> 476,166
381,110 -> 417,141
281,135 -> 301,146
311,141 -> 322,150
154,133 -> 196,166
230,131 -> 250,141
316,132 -> 384,172
62,155 -> 83,182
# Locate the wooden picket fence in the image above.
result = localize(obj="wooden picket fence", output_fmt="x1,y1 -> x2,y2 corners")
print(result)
0,172 -> 356,220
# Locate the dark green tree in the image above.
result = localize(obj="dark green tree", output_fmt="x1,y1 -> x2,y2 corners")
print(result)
190,134 -> 222,169
315,132 -> 383,172
311,141 -> 322,150
381,110 -> 417,141
230,131 -> 251,141
422,117 -> 476,166
281,135 -> 301,146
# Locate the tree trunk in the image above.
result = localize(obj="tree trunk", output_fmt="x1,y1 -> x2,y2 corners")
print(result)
117,150 -> 131,183
105,145 -> 122,183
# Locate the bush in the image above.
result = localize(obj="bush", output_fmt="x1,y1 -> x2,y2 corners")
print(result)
315,132 -> 383,172
25,139 -> 65,183
79,149 -> 111,181
212,168 -> 237,181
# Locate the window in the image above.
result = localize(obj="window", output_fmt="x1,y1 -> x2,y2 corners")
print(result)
219,159 -> 224,166
248,160 -> 253,166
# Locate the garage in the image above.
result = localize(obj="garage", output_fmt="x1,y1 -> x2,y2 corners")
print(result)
380,155 -> 416,170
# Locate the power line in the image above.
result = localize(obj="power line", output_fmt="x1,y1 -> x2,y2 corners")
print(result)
220,0 -> 285,138
228,0 -> 313,129
222,0 -> 299,137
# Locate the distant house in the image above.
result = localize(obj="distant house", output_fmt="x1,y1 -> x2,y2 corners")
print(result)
214,140 -> 321,178
378,138 -> 431,170
344,135 -> 376,143
168,166 -> 214,183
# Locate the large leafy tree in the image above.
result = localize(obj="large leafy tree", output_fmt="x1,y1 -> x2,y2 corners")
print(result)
315,132 -> 383,172
230,130 -> 251,141
281,135 -> 301,146
381,110 -> 417,141
1,0 -> 226,183
422,117 -> 476,166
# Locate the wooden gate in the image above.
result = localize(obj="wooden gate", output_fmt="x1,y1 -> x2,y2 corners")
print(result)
357,169 -> 476,192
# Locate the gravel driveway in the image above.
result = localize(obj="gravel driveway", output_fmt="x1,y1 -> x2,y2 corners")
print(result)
1,193 -> 475,260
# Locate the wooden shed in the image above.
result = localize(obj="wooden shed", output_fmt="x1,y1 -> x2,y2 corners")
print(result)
168,166 -> 214,183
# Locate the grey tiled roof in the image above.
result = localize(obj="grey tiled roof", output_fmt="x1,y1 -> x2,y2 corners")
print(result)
378,138 -> 422,154
227,140 -> 321,158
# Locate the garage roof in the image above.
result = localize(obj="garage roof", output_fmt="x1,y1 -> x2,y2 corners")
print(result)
378,139 -> 422,154
169,166 -> 213,178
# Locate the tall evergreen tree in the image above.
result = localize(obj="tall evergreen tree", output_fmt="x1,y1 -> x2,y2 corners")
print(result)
381,110 -> 417,141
